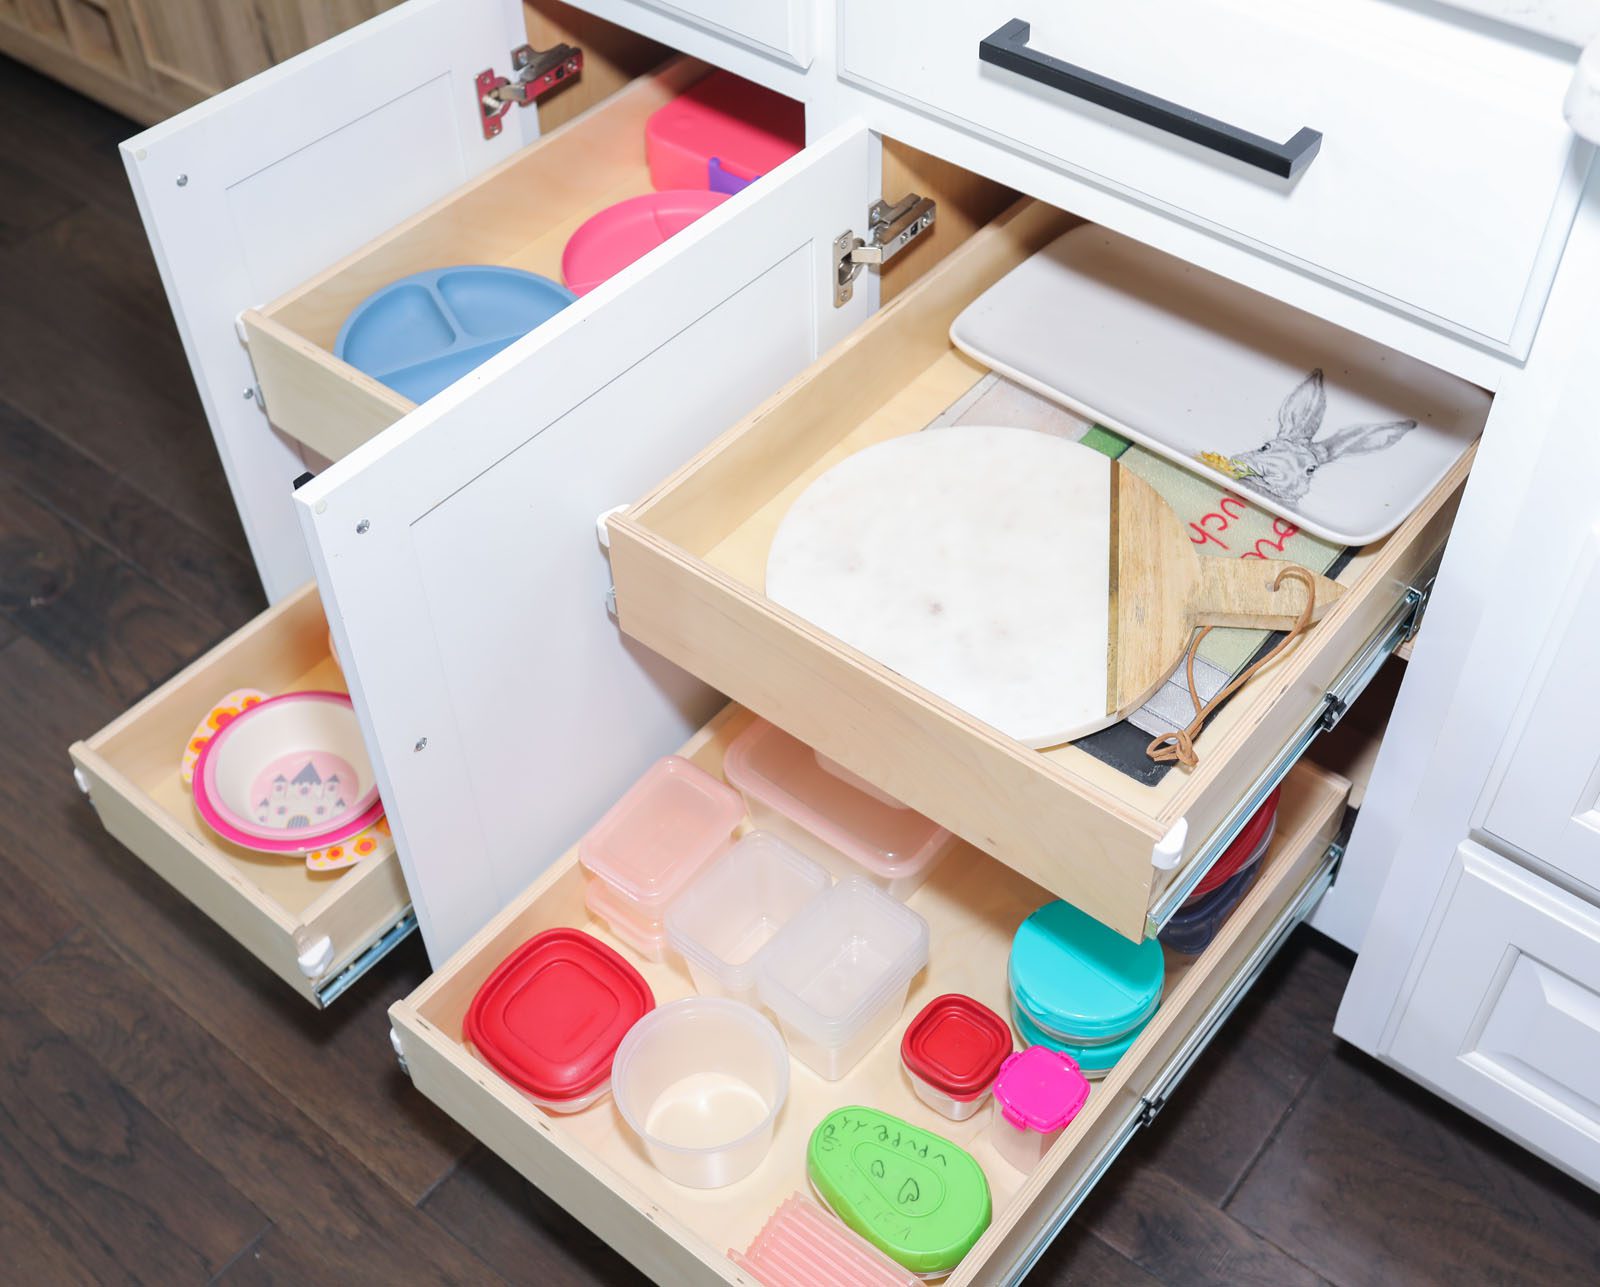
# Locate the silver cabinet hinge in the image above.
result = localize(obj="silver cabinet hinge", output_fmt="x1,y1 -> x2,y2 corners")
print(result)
477,42 -> 583,139
834,194 -> 937,306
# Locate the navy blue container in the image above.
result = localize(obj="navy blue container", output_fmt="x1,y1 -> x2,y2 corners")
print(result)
1158,862 -> 1263,957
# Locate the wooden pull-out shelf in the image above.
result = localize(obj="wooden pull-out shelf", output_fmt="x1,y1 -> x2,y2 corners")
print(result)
391,703 -> 1349,1286
608,198 -> 1470,941
68,585 -> 411,1007
240,57 -> 715,464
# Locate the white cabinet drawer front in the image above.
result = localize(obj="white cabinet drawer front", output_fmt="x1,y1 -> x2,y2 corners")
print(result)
1390,841 -> 1600,1185
838,0 -> 1583,348
1482,524 -> 1600,894
68,586 -> 412,1007
575,0 -> 812,70
392,707 -> 1349,1286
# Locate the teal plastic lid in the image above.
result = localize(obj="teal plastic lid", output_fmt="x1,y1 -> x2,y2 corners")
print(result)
1011,1000 -> 1148,1076
1009,900 -> 1164,1042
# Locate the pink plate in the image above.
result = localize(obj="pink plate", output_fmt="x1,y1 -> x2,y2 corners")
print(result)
561,190 -> 730,296
192,691 -> 383,854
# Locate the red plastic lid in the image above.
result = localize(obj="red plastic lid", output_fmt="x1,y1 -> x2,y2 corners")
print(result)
465,929 -> 654,1102
1190,788 -> 1279,900
900,993 -> 1012,1100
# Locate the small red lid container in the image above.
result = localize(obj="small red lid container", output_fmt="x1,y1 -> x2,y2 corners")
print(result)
900,993 -> 1012,1101
1190,787 -> 1279,901
465,929 -> 654,1103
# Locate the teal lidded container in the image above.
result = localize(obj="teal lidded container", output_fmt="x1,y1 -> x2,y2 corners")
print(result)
1009,899 -> 1165,1078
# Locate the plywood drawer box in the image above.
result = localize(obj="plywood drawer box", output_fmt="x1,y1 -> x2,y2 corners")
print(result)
68,585 -> 412,1008
240,56 -> 767,464
837,0 -> 1588,355
609,198 -> 1471,942
390,703 -> 1349,1286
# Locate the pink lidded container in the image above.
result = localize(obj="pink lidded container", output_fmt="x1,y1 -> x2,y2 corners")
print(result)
722,719 -> 953,900
990,1046 -> 1091,1172
578,756 -> 744,962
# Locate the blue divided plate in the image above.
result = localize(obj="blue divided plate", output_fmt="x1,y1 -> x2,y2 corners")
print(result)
334,266 -> 576,404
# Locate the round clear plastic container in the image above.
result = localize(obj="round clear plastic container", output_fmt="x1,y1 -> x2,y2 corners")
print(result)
756,876 -> 930,1080
611,997 -> 789,1189
990,1046 -> 1090,1173
665,831 -> 830,1004
723,719 -> 951,900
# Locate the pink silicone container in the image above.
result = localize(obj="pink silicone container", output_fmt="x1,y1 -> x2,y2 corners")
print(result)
561,190 -> 728,295
578,756 -> 744,959
723,719 -> 953,900
644,70 -> 803,193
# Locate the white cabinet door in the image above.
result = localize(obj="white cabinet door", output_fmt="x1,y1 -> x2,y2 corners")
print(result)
1480,524 -> 1600,895
121,0 -> 536,603
1388,842 -> 1600,1186
295,124 -> 877,961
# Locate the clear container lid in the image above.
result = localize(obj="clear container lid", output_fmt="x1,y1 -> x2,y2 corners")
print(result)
578,755 -> 743,906
757,877 -> 929,1041
666,832 -> 830,991
723,720 -> 950,882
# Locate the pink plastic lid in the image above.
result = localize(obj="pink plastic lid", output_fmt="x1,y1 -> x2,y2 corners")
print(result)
992,1046 -> 1091,1134
722,720 -> 949,881
577,756 -> 743,906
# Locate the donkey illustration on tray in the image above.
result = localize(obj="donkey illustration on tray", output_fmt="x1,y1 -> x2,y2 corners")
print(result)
1201,368 -> 1417,506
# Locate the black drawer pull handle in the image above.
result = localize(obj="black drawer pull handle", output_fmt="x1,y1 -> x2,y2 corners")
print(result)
978,18 -> 1321,180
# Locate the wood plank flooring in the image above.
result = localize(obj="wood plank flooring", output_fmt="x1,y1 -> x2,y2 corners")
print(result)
1,54 -> 1597,1286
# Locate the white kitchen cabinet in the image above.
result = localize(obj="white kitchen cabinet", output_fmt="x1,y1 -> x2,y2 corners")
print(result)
1386,842 -> 1600,1185
1479,525 -> 1600,894
65,0 -> 1600,1274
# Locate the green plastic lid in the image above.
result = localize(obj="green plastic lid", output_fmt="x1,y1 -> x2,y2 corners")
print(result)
1009,899 -> 1164,1042
807,1106 -> 991,1276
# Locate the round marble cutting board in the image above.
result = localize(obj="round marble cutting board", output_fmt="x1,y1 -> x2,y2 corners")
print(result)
765,426 -> 1341,748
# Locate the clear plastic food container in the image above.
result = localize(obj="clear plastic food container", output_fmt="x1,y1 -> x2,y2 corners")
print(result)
723,719 -> 952,900
583,877 -> 670,963
990,1046 -> 1090,1172
578,755 -> 743,956
900,994 -> 1012,1121
757,877 -> 930,1080
611,997 -> 789,1189
665,831 -> 829,1003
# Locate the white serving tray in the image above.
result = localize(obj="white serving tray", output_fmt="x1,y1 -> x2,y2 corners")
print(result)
950,227 -> 1490,545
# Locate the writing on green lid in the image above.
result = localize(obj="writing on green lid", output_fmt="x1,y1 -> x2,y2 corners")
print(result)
807,1106 -> 991,1276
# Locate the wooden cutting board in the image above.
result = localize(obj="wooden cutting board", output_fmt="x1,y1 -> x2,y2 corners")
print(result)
765,426 -> 1343,748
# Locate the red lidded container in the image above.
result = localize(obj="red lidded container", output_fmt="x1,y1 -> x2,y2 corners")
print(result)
465,928 -> 654,1112
1189,787 -> 1280,902
900,993 -> 1013,1121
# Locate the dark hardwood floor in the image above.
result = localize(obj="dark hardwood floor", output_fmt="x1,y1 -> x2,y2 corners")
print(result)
1,54 -> 1596,1286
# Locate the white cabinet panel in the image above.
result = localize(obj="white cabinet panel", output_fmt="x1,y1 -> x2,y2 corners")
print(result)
1389,841 -> 1600,1185
573,0 -> 812,71
1481,523 -> 1600,894
838,0 -> 1585,352
121,0 -> 535,602
295,124 -> 877,962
